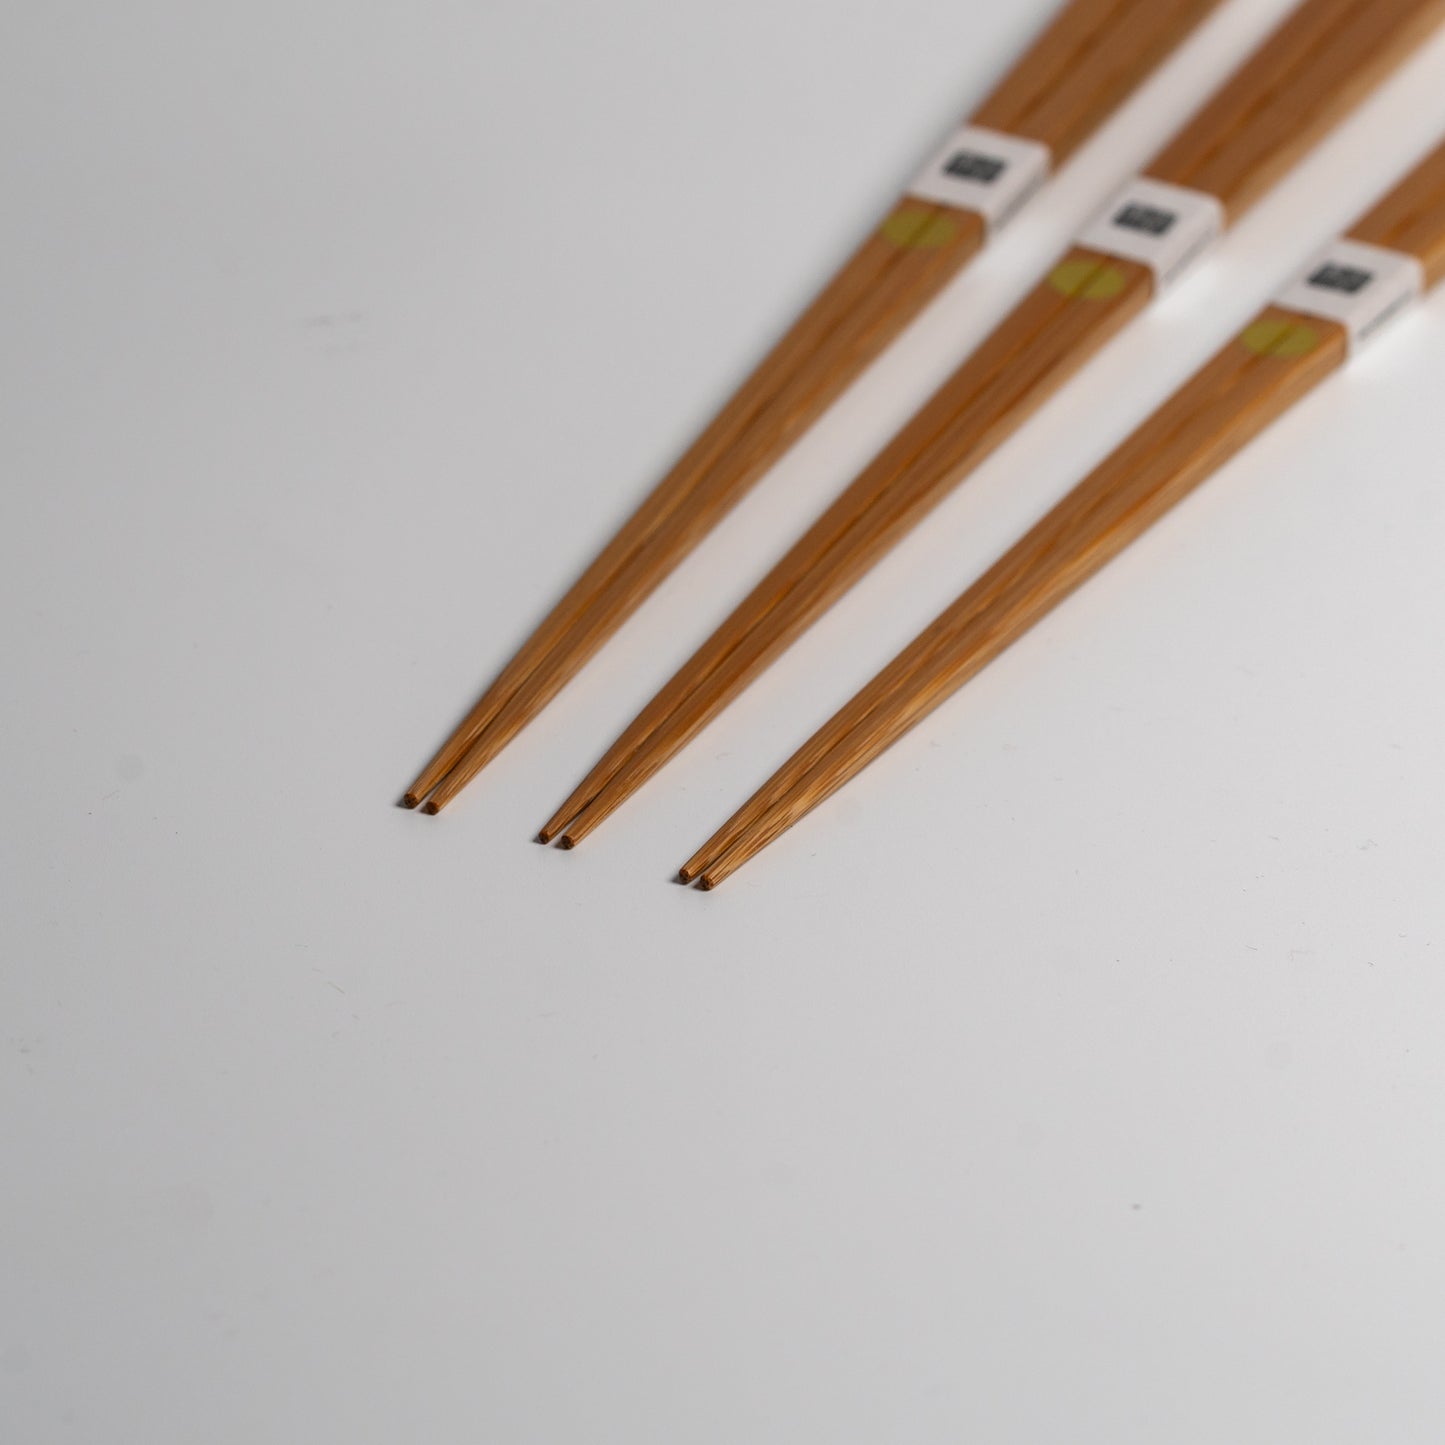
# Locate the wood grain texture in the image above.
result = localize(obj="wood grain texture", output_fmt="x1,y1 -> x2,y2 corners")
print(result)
684,307 -> 1352,886
1148,0 -> 1445,219
406,0 -> 1228,810
529,0 -> 1445,845
1350,137 -> 1445,284
973,0 -> 1225,160
540,251 -> 1154,842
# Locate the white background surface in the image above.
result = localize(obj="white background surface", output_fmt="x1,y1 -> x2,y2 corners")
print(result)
7,1 -> 1445,1439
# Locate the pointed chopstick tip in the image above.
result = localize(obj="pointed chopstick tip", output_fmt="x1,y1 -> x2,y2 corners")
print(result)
536,803 -> 578,844
679,835 -> 731,885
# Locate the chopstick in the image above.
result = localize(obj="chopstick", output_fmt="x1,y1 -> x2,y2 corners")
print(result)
405,0 -> 1230,811
681,138 -> 1445,887
536,0 -> 1445,847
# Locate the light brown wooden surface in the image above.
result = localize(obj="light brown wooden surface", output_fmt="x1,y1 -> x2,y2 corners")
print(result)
684,307 -> 1353,886
417,201 -> 986,810
532,0 -> 1445,846
405,0 -> 1228,810
1350,136 -> 1445,283
1149,0 -> 1445,219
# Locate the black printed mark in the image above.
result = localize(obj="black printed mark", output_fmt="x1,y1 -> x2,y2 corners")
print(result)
944,151 -> 1006,184
1114,203 -> 1176,236
1308,262 -> 1373,295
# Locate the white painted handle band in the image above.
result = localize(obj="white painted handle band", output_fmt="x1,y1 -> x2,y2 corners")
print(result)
1075,175 -> 1225,294
906,124 -> 1052,233
1273,237 -> 1424,351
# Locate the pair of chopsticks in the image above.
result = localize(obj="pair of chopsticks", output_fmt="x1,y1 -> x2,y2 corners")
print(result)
683,140 -> 1445,886
404,0 -> 1230,812
537,0 -> 1445,850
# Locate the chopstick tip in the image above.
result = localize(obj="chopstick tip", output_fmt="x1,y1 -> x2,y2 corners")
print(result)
420,800 -> 441,816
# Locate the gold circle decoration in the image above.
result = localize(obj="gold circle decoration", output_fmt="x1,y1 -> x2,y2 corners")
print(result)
1047,257 -> 1130,301
880,206 -> 962,250
1239,317 -> 1323,358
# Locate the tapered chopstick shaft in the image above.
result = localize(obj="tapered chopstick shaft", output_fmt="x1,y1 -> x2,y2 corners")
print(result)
544,252 -> 1154,842
691,309 -> 1351,885
405,202 -> 971,806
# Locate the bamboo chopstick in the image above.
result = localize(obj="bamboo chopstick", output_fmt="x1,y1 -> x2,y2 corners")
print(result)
405,0 -> 1230,810
681,138 -> 1445,887
534,0 -> 1445,848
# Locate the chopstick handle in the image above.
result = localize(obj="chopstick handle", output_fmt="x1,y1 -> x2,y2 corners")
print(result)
973,0 -> 1229,164
1148,0 -> 1445,221
1061,0 -> 1445,302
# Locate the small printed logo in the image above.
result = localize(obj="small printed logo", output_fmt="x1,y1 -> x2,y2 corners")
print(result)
1114,203 -> 1177,236
1308,262 -> 1373,295
944,150 -> 1006,184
